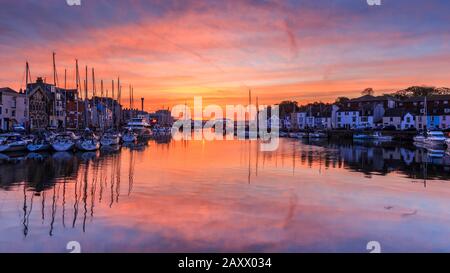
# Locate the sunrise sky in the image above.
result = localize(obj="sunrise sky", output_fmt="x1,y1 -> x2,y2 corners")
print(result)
0,0 -> 449,111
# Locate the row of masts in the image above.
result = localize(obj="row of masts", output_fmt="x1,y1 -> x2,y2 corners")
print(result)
23,52 -> 137,132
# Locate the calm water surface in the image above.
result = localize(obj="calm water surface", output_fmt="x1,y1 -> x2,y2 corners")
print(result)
1,137 -> 450,253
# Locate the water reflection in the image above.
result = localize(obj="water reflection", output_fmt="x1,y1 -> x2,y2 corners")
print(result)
0,137 -> 450,252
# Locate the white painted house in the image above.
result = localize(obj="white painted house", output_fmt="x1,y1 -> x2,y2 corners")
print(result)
0,87 -> 27,131
382,108 -> 416,130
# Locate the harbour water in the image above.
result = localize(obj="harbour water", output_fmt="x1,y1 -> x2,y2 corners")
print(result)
1,137 -> 450,253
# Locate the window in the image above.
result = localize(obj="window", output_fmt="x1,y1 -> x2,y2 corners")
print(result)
390,117 -> 393,122
12,110 -> 15,117
0,107 -> 2,114
406,117 -> 411,123
0,92 -> 2,104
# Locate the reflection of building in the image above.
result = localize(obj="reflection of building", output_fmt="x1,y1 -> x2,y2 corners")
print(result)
0,87 -> 27,131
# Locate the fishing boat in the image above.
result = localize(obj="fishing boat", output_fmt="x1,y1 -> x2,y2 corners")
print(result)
76,129 -> 100,151
0,133 -> 28,153
100,130 -> 121,146
423,130 -> 447,147
51,132 -> 79,152
122,128 -> 138,143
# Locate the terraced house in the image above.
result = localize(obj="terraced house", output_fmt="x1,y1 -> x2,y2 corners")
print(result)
0,87 -> 26,131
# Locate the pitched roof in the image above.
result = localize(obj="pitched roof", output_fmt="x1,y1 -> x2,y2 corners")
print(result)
0,87 -> 19,94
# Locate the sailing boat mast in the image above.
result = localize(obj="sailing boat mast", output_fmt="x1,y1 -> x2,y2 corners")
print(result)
75,60 -> 80,130
25,61 -> 31,131
92,68 -> 97,128
64,68 -> 67,129
84,66 -> 89,128
112,80 -> 115,130
52,52 -> 58,128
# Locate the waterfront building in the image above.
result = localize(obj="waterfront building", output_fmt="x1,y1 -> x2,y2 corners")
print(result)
27,77 -> 65,129
382,109 -> 416,130
0,87 -> 27,131
148,109 -> 173,126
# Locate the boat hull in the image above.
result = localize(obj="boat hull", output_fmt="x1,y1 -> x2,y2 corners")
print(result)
27,144 -> 51,152
100,137 -> 121,146
0,143 -> 27,153
77,141 -> 100,151
122,135 -> 137,143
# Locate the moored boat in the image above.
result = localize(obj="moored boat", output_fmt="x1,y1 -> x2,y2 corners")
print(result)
0,133 -> 28,153
126,116 -> 152,138
353,131 -> 392,141
122,128 -> 138,143
309,131 -> 327,139
76,129 -> 100,151
100,130 -> 121,146
51,132 -> 79,152
27,131 -> 52,152
423,130 -> 447,147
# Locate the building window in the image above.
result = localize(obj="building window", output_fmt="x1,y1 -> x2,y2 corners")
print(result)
0,92 -> 2,105
390,117 -> 393,122
406,117 -> 411,123
12,110 -> 15,117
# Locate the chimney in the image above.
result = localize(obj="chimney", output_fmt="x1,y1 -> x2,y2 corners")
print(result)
141,98 -> 144,112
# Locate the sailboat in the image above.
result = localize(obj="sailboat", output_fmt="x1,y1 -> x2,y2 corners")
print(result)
101,129 -> 122,146
27,131 -> 52,152
52,132 -> 79,152
77,128 -> 100,151
122,128 -> 138,143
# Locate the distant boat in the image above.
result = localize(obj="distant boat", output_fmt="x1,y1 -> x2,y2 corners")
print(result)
413,132 -> 426,143
125,117 -> 152,138
309,131 -> 327,139
27,131 -> 52,152
0,133 -> 28,153
289,132 -> 307,139
353,131 -> 392,141
122,128 -> 138,143
52,132 -> 79,152
100,130 -> 121,146
423,130 -> 447,147
77,129 -> 100,151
